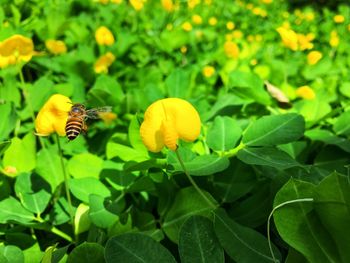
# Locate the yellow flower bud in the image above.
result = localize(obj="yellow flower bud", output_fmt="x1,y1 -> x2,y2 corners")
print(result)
192,14 -> 203,25
45,39 -> 67,55
94,52 -> 116,74
202,66 -> 215,78
224,41 -> 240,58
296,86 -> 315,100
35,94 -> 72,136
95,26 -> 115,46
140,98 -> 201,152
182,22 -> 193,32
208,17 -> 217,26
334,15 -> 345,23
307,51 -> 322,65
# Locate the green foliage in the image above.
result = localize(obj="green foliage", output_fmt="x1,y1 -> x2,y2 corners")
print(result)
0,0 -> 349,262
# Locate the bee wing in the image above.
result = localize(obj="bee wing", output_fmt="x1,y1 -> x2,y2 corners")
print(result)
85,106 -> 112,119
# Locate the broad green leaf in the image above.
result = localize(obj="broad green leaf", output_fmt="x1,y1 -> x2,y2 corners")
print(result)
23,243 -> 43,263
105,233 -> 176,263
3,133 -> 36,175
273,178 -> 340,263
294,99 -> 331,124
41,244 -> 69,263
0,140 -> 11,156
214,209 -> 281,263
128,115 -> 148,153
278,141 -> 307,159
70,177 -> 111,203
35,147 -> 65,192
74,203 -> 91,235
49,197 -> 70,225
27,76 -> 54,111
207,116 -> 242,151
333,110 -> 350,136
15,173 -> 51,214
87,75 -> 124,107
237,147 -> 300,170
0,103 -> 16,141
213,159 -> 256,203
314,172 -> 350,263
228,71 -> 271,105
0,245 -> 24,263
305,129 -> 350,152
67,242 -> 104,263
163,187 -> 217,243
340,82 -> 350,98
89,194 -> 118,228
242,113 -> 305,146
165,68 -> 191,98
167,153 -> 229,176
302,58 -> 332,80
106,142 -> 149,162
0,197 -> 34,224
179,215 -> 224,263
68,153 -> 103,179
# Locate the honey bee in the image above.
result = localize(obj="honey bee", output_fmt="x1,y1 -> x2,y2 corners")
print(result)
65,103 -> 112,141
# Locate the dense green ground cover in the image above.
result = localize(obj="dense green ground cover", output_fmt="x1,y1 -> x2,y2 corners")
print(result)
0,0 -> 350,262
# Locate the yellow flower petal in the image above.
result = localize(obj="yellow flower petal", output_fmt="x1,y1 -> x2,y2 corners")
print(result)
307,51 -> 322,65
45,39 -> 67,55
95,26 -> 115,46
296,86 -> 315,100
94,52 -> 116,74
35,94 -> 72,136
140,98 -> 201,152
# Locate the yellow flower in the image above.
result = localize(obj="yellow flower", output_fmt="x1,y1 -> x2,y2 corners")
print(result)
224,41 -> 240,58
305,12 -> 315,21
99,112 -> 117,125
334,15 -> 345,23
45,39 -> 67,55
182,22 -> 193,32
296,86 -> 315,100
161,0 -> 174,12
188,0 -> 200,9
0,34 -> 34,64
111,0 -> 123,3
180,46 -> 187,54
140,98 -> 201,152
202,66 -> 215,78
226,21 -> 235,30
330,30 -> 339,47
233,30 -> 243,39
94,52 -> 116,74
192,14 -> 203,25
208,17 -> 217,26
297,33 -> 313,50
276,27 -> 298,51
307,51 -> 322,65
35,94 -> 72,136
0,55 -> 16,69
95,26 -> 115,46
261,0 -> 272,4
129,0 -> 146,10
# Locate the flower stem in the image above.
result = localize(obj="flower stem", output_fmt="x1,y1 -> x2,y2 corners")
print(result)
55,133 -> 75,242
267,198 -> 314,263
175,149 -> 217,209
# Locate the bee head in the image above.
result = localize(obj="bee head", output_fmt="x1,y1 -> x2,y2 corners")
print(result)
71,103 -> 86,114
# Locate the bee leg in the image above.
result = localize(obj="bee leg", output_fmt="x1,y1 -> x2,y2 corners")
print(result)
82,123 -> 88,134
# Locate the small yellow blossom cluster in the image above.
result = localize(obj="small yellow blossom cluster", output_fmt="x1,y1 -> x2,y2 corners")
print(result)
334,15 -> 345,23
329,30 -> 339,47
188,0 -> 200,9
161,0 -> 175,12
307,51 -> 322,65
294,9 -> 315,24
276,27 -> 314,51
296,86 -> 316,100
45,40 -> 67,55
129,0 -> 147,11
202,66 -> 215,78
224,41 -> 240,59
94,26 -> 116,74
0,34 -> 35,69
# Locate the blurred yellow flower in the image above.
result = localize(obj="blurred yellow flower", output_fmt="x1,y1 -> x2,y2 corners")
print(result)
255,34 -> 263,42
182,22 -> 193,32
3,166 -> 17,177
224,41 -> 240,59
140,98 -> 201,152
304,12 -> 315,21
204,0 -> 211,4
233,30 -> 243,39
0,55 -> 16,69
99,112 -> 117,125
180,46 -> 187,54
35,94 -> 72,136
192,14 -> 203,25
129,0 -> 146,10
261,0 -> 272,4
208,17 -> 217,26
45,39 -> 67,55
94,52 -> 116,74
226,21 -> 235,30
252,7 -> 267,17
202,66 -> 215,78
296,86 -> 315,100
0,34 -> 34,65
307,51 -> 322,65
334,15 -> 345,23
95,26 -> 115,46
188,0 -> 200,9
161,0 -> 174,12
330,30 -> 339,47
246,3 -> 254,9
297,33 -> 313,50
111,0 -> 123,3
276,27 -> 298,51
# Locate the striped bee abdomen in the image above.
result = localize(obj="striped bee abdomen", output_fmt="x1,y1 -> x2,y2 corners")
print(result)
65,116 -> 84,141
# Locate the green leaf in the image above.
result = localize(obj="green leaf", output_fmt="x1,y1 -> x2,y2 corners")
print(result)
207,116 -> 242,151
105,233 -> 176,263
128,115 -> 148,153
179,215 -> 224,263
333,110 -> 350,136
273,178 -> 340,263
15,173 -> 51,214
35,147 -> 65,192
294,99 -> 331,124
165,68 -> 191,98
0,197 -> 34,224
167,153 -> 229,176
67,242 -> 104,263
242,113 -> 305,146
74,203 -> 91,235
0,245 -> 24,263
305,129 -> 350,152
0,140 -> 11,156
87,75 -> 124,107
68,153 -> 103,179
228,71 -> 271,105
339,82 -> 350,98
314,172 -> 350,263
70,177 -> 111,204
23,243 -> 43,263
106,142 -> 149,162
163,187 -> 217,243
214,209 -> 281,263
3,133 -> 36,175
0,96 -> 17,142
237,147 -> 300,170
89,194 -> 118,228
